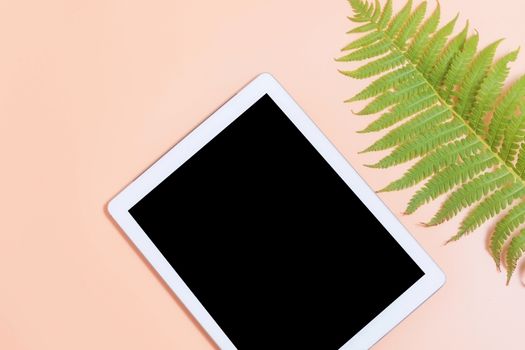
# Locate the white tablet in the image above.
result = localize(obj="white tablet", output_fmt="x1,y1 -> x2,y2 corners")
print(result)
108,73 -> 445,350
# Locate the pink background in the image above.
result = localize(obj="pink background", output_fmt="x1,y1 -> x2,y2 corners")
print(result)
1,0 -> 525,349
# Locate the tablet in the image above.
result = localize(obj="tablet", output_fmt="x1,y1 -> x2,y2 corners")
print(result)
108,73 -> 445,350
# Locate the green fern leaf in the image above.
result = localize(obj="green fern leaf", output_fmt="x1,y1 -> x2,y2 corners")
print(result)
371,0 -> 382,21
490,202 -> 525,269
428,168 -> 513,226
340,0 -> 525,283
455,40 -> 502,117
337,40 -> 390,62
406,2 -> 440,62
416,14 -> 458,74
339,51 -> 405,79
500,109 -> 525,164
487,75 -> 525,151
341,31 -> 383,51
347,22 -> 377,34
406,152 -> 497,214
506,229 -> 525,284
378,0 -> 393,29
348,0 -> 374,22
359,93 -> 438,132
348,0 -> 367,13
442,34 -> 479,101
451,182 -> 525,241
469,49 -> 519,133
386,0 -> 413,37
395,1 -> 427,48
429,22 -> 469,87
356,78 -> 428,115
379,137 -> 483,192
515,144 -> 525,177
346,65 -> 417,102
369,120 -> 467,169
362,105 -> 451,152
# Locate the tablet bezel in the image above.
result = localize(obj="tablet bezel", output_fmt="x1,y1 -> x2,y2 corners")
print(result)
108,73 -> 445,350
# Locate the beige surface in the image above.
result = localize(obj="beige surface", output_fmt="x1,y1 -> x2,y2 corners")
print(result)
1,0 -> 525,349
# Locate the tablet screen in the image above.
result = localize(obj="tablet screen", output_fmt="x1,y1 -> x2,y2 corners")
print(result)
129,94 -> 424,349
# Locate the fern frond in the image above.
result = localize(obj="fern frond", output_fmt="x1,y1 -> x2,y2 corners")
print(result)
342,31 -> 383,51
451,182 -> 525,241
395,1 -> 427,48
347,22 -> 377,34
347,65 -> 417,102
490,202 -> 525,270
348,0 -> 375,21
359,93 -> 438,132
442,34 -> 479,101
469,49 -> 520,133
371,0 -> 383,21
500,109 -> 525,164
506,229 -> 525,284
386,0 -> 413,38
487,75 -> 525,151
379,137 -> 483,192
515,144 -> 525,177
406,2 -> 440,62
337,40 -> 391,62
340,51 -> 405,79
428,168 -> 513,226
340,0 -> 525,283
406,152 -> 497,214
378,0 -> 393,29
455,39 -> 502,117
356,78 -> 428,114
429,21 -> 469,87
348,0 -> 367,13
362,105 -> 451,152
417,14 -> 458,74
369,120 -> 467,169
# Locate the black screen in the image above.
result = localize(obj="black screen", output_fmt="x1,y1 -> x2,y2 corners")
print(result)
129,94 -> 424,349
